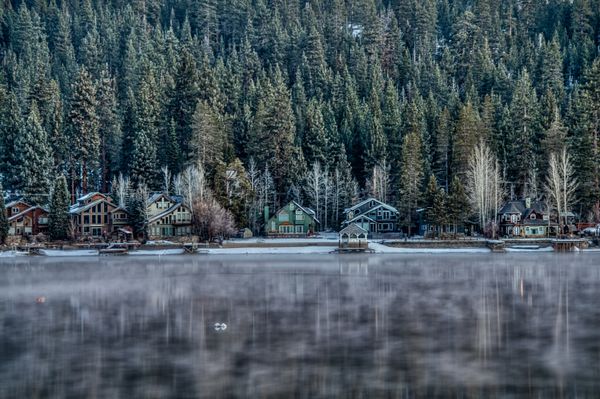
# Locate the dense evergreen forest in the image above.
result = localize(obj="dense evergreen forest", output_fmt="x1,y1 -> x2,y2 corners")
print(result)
1,0 -> 600,233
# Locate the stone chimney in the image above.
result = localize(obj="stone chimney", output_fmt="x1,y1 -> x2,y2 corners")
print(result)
525,197 -> 531,209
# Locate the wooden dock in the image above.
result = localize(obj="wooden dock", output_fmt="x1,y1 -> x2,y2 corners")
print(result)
552,239 -> 587,252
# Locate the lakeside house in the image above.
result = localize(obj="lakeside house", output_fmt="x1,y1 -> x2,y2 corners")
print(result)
497,198 -> 575,238
5,200 -> 48,236
342,198 -> 399,233
146,193 -> 192,238
70,192 -> 119,238
265,201 -> 319,237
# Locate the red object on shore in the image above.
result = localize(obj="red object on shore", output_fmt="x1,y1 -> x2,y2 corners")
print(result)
36,296 -> 46,304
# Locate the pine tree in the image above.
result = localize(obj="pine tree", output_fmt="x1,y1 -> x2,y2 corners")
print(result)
48,175 -> 70,240
129,128 -> 158,189
96,68 -> 122,192
0,90 -> 23,190
0,183 -> 8,244
127,186 -> 149,241
453,101 -> 482,179
303,98 -> 327,166
68,68 -> 99,194
169,49 -> 199,166
447,176 -> 470,236
250,68 -> 304,200
16,102 -> 52,205
508,69 -> 540,196
190,100 -> 226,173
399,131 -> 425,236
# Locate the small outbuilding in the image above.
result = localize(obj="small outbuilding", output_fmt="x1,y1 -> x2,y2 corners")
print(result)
339,223 -> 369,249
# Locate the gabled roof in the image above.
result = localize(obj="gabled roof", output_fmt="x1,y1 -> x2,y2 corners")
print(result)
340,223 -> 368,236
344,197 -> 399,214
147,202 -> 191,224
5,199 -> 31,209
343,214 -> 376,225
70,198 -> 116,214
77,192 -> 109,203
499,201 -> 526,215
8,206 -> 47,222
277,201 -> 320,224
147,192 -> 173,206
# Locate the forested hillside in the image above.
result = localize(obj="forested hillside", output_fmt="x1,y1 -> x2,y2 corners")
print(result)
1,0 -> 600,231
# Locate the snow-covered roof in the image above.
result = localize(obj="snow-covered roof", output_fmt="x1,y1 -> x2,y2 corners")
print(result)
343,214 -> 376,225
147,202 -> 190,224
344,197 -> 399,214
147,192 -> 170,205
289,201 -> 320,224
5,199 -> 31,209
339,223 -> 368,236
7,206 -> 46,222
77,192 -> 108,202
70,198 -> 115,214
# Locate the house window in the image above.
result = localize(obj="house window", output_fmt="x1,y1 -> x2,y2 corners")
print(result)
278,212 -> 289,222
84,215 -> 90,224
383,211 -> 390,219
271,221 -> 276,231
295,225 -> 304,233
12,207 -> 19,214
38,217 -> 48,224
92,228 -> 102,236
296,210 -> 304,221
530,214 -> 536,220
279,225 -> 294,234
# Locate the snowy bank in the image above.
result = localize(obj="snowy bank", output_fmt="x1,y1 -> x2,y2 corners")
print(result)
39,249 -> 99,257
129,249 -> 186,256
369,242 -> 491,254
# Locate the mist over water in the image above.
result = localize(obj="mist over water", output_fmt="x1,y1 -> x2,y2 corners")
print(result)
1,254 -> 600,398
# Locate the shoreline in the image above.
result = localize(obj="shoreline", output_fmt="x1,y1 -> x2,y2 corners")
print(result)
0,239 -> 595,257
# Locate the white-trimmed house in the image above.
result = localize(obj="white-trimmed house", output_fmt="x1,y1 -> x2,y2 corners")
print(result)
69,192 -> 117,237
265,201 -> 319,237
146,193 -> 192,238
5,200 -> 49,236
342,198 -> 399,233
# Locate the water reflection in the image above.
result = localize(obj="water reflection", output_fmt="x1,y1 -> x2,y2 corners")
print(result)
1,254 -> 600,398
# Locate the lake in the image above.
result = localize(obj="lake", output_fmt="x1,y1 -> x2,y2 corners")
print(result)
1,253 -> 600,398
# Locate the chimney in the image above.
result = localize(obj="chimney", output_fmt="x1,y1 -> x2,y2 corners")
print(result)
264,206 -> 270,225
525,197 -> 531,209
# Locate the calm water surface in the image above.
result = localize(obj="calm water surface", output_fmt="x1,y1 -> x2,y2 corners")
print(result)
1,253 -> 600,398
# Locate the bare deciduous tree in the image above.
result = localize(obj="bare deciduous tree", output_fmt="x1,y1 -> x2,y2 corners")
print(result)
467,141 -> 504,237
366,161 -> 390,203
545,146 -> 578,233
161,165 -> 171,195
111,173 -> 131,208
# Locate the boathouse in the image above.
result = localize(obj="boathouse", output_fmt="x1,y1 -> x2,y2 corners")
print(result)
339,223 -> 369,249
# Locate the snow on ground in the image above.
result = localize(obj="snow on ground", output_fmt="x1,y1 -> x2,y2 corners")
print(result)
39,249 -> 99,257
505,247 -> 554,253
368,242 -> 491,254
0,250 -> 28,258
206,246 -> 338,255
129,249 -> 186,256
208,242 -> 491,255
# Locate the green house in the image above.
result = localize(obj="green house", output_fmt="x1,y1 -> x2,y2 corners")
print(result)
265,201 -> 319,237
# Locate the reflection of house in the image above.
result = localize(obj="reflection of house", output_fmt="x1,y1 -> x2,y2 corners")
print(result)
5,200 -> 48,236
70,192 -> 117,237
498,199 -> 557,237
146,193 -> 192,238
342,198 -> 399,233
265,201 -> 319,237
339,223 -> 368,249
